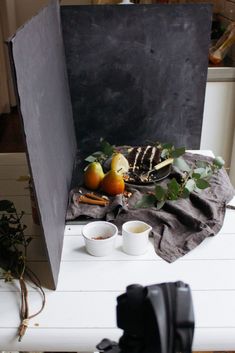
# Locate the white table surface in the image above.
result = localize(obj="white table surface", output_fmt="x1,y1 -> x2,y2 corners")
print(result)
0,151 -> 235,352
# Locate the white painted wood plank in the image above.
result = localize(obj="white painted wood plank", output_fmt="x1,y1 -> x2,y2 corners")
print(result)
228,195 -> 235,207
1,326 -> 235,352
0,291 -> 117,328
52,260 -> 235,291
65,224 -> 83,236
183,232 -> 235,259
221,208 -> 235,233
1,327 -> 235,352
0,180 -> 29,196
3,255 -> 235,293
192,291 -> 235,328
61,233 -> 235,263
193,328 -> 235,351
16,230 -> 235,268
0,165 -> 29,179
0,153 -> 27,165
1,291 -> 235,329
0,327 -> 121,352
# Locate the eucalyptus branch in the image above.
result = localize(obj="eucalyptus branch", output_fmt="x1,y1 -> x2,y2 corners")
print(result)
136,155 -> 225,210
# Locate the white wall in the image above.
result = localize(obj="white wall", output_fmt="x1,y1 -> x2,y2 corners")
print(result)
229,132 -> 235,187
201,81 -> 235,169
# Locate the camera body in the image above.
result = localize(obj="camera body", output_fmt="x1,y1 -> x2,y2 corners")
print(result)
97,281 -> 194,353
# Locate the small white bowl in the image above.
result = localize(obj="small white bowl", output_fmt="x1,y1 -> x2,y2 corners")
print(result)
82,221 -> 118,257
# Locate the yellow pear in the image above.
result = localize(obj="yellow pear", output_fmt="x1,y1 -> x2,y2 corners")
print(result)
84,162 -> 104,190
101,170 -> 125,196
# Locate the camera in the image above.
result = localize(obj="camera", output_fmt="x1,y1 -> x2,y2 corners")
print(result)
97,281 -> 194,353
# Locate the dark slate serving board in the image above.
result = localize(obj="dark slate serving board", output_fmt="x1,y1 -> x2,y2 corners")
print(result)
8,1 -> 77,289
61,4 -> 212,156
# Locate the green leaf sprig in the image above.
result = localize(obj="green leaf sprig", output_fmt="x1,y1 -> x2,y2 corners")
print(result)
85,138 -> 115,163
159,142 -> 186,159
136,155 -> 225,209
0,200 -> 45,341
0,200 -> 30,280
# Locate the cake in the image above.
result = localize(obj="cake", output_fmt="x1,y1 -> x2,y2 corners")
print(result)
127,145 -> 162,183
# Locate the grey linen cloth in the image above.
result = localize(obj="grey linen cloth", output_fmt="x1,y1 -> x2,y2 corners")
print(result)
66,153 -> 234,262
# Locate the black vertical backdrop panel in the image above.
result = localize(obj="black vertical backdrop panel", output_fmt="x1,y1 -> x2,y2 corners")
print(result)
9,1 -> 77,288
61,4 -> 211,156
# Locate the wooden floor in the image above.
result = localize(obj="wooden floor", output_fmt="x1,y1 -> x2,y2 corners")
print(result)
0,107 -> 25,153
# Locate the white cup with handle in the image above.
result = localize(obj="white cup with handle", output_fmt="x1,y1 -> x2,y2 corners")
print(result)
122,220 -> 152,256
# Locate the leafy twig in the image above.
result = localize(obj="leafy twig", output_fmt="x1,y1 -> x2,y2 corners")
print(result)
0,200 -> 45,341
136,155 -> 225,209
85,138 -> 116,163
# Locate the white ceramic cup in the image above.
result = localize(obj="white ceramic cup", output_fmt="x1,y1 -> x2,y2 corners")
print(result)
122,220 -> 152,256
82,221 -> 118,257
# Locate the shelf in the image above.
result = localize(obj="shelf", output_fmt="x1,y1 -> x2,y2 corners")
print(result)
207,66 -> 235,82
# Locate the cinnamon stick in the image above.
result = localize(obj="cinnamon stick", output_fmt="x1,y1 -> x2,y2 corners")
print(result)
78,195 -> 108,206
84,193 -> 109,202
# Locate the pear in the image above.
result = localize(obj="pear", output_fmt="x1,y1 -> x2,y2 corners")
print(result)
111,153 -> 129,175
101,170 -> 125,196
84,162 -> 105,190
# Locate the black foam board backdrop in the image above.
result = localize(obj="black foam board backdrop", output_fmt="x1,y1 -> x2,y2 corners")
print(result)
61,4 -> 212,156
9,1 -> 77,289
8,1 -> 212,288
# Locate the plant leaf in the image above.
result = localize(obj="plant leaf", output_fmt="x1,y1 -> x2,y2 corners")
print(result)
192,173 -> 201,180
17,175 -> 30,182
135,194 -> 156,208
100,138 -> 114,157
173,157 -> 191,172
213,156 -> 225,168
193,167 -> 206,176
194,167 -> 213,179
185,179 -> 196,193
171,147 -> 186,158
196,160 -> 208,169
0,200 -> 14,212
155,185 -> 166,201
156,200 -> 165,210
196,178 -> 210,189
181,187 -> 190,198
161,143 -> 173,150
84,155 -> 97,163
167,178 -> 180,199
161,149 -> 169,159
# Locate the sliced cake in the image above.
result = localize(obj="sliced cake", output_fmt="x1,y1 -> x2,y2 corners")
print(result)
126,145 -> 162,183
